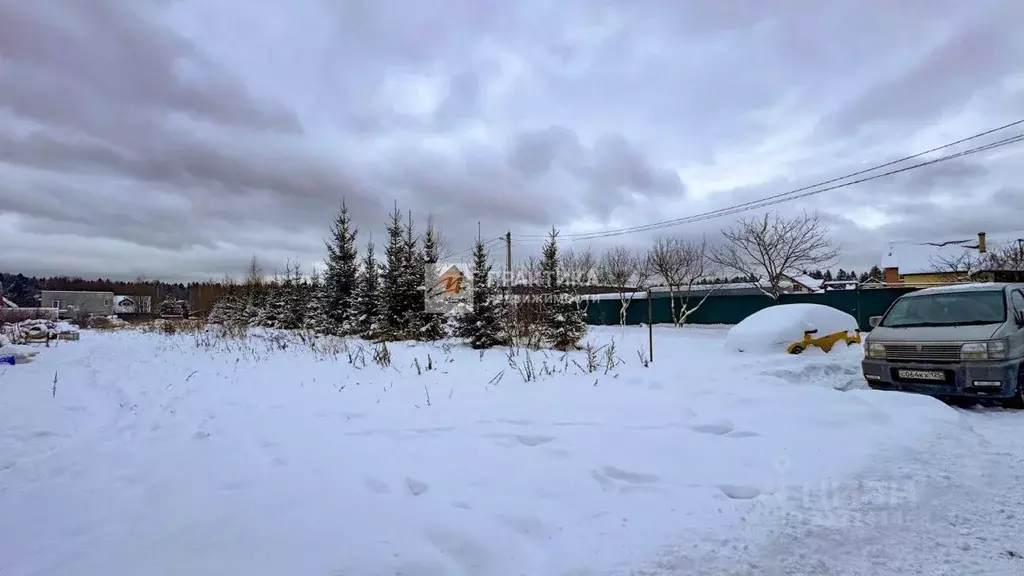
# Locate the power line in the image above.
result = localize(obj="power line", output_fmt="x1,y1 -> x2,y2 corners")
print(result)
559,133 -> 1024,241
516,119 -> 1024,241
443,236 -> 504,260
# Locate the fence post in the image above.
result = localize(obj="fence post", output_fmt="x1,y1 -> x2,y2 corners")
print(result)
647,290 -> 653,362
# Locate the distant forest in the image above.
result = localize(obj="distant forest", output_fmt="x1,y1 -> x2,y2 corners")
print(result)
0,273 -> 230,313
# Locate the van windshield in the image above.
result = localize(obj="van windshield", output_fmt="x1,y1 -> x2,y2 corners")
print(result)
881,290 -> 1007,328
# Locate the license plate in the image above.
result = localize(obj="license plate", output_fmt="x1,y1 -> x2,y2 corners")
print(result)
897,369 -> 945,381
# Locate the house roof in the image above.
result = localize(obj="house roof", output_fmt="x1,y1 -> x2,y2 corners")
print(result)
785,274 -> 824,292
881,241 -> 976,274
1,296 -> 17,308
882,231 -> 1024,275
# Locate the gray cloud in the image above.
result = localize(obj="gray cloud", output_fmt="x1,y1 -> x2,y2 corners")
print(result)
0,0 -> 1021,281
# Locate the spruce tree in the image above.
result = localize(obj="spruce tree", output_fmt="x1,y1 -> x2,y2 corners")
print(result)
463,236 -> 502,349
379,203 -> 407,339
209,291 -> 245,326
866,265 -> 883,283
352,239 -> 381,338
419,217 -> 445,340
275,263 -> 306,330
540,228 -> 587,350
399,212 -> 425,338
259,279 -> 283,328
243,256 -> 268,326
304,270 -> 329,332
323,200 -> 359,334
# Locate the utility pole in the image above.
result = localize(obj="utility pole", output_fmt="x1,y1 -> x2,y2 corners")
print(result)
505,231 -> 512,294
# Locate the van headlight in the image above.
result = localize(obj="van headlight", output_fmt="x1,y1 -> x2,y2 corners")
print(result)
960,340 -> 1007,360
866,342 -> 886,359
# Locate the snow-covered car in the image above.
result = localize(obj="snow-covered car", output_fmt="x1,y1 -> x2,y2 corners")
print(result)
862,283 -> 1024,406
725,303 -> 861,354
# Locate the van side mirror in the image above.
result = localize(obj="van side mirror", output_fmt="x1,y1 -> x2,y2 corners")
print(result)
869,316 -> 882,328
1016,310 -> 1024,327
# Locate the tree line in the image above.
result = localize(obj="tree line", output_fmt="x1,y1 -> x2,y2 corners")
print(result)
0,273 -> 227,312
207,202 -> 588,351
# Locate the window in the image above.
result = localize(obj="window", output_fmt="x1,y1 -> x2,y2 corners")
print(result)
881,290 -> 1007,328
1012,291 -> 1024,313
52,300 -> 62,309
104,299 -> 110,306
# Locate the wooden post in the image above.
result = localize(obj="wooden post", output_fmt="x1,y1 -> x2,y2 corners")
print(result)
505,231 -> 512,291
648,289 -> 653,362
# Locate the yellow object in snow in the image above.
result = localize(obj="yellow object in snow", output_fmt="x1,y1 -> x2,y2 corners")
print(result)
787,328 -> 861,355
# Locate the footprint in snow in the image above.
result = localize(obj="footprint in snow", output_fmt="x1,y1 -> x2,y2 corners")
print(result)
726,430 -> 762,438
365,477 -> 391,494
602,465 -> 659,484
689,421 -> 734,435
406,477 -> 430,496
718,484 -> 763,500
515,434 -> 555,447
591,465 -> 661,493
497,418 -> 534,426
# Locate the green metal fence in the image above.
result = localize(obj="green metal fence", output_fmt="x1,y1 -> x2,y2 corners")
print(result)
584,287 -> 920,332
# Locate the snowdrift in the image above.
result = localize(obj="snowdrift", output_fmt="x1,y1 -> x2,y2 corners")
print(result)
725,303 -> 859,354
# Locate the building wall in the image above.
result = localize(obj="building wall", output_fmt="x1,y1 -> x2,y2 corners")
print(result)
40,291 -> 115,316
899,272 -> 960,285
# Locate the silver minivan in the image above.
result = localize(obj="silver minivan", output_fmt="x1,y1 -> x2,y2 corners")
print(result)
862,283 -> 1024,406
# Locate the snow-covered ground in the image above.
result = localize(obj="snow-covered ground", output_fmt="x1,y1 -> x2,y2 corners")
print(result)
0,324 -> 1012,575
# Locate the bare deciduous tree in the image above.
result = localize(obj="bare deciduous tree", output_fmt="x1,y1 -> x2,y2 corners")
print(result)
561,247 -> 597,287
649,235 -> 721,326
596,245 -> 653,326
930,239 -> 1024,282
712,212 -> 839,300
929,250 -> 986,282
985,240 -> 1024,271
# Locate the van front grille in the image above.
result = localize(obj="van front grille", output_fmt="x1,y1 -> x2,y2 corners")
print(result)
884,343 -> 961,362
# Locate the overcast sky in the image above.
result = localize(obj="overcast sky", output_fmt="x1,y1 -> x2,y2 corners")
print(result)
1,0 -> 1022,281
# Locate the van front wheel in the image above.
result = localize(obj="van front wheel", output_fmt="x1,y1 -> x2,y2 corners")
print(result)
1005,365 -> 1024,409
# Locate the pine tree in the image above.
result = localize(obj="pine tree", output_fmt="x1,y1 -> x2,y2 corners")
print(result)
242,256 -> 268,326
209,290 -> 246,326
275,263 -> 306,330
304,270 -> 329,332
352,239 -> 381,338
836,269 -> 848,281
462,236 -> 503,349
323,200 -> 359,334
539,228 -> 587,350
259,279 -> 284,328
822,269 -> 834,282
419,217 -> 446,340
399,212 -> 425,338
379,204 -> 407,339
